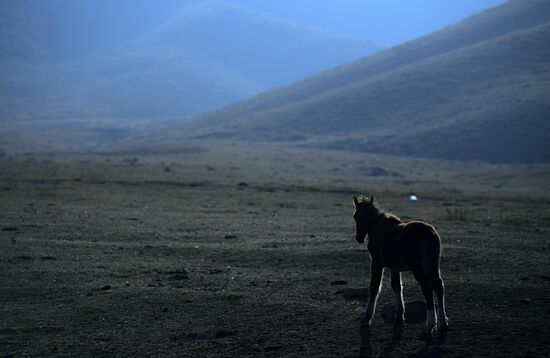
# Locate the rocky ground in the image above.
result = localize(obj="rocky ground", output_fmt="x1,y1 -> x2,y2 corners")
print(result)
1,154 -> 549,357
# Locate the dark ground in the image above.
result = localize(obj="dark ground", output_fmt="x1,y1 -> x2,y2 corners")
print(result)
1,153 -> 549,357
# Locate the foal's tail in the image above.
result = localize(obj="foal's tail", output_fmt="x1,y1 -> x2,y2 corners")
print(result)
421,228 -> 442,286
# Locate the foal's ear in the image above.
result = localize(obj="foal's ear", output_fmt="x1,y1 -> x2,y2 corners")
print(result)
353,196 -> 359,208
370,195 -> 375,204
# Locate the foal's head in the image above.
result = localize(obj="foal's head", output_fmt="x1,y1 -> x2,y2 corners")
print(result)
353,195 -> 379,243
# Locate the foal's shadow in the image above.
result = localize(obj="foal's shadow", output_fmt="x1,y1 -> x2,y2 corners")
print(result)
411,328 -> 448,357
358,325 -> 373,357
358,324 -> 403,358
358,322 -> 447,358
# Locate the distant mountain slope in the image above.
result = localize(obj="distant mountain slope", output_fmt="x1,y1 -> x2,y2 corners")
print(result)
156,0 -> 550,163
0,1 -> 378,123
137,1 -> 378,87
0,49 -> 263,122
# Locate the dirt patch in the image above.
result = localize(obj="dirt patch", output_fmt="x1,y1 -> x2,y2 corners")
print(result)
0,156 -> 549,357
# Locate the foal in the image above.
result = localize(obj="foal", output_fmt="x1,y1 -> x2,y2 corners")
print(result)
353,195 -> 449,334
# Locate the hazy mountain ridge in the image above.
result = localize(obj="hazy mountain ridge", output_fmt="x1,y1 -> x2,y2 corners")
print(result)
135,1 -> 379,87
0,1 -> 378,124
155,0 -> 550,163
175,0 -> 550,131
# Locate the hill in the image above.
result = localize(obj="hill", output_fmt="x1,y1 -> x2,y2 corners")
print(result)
0,49 -> 263,122
0,1 -> 377,124
136,1 -> 378,87
154,0 -> 550,163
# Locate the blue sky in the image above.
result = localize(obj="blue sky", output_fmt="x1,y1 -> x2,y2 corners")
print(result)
213,0 -> 507,46
4,0 -> 507,48
1,0 -> 508,61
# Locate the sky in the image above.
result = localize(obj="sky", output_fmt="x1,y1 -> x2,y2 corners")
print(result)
234,0 -> 508,46
123,0 -> 508,46
3,0 -> 508,56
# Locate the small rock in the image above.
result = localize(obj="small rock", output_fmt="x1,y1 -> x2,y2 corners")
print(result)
100,285 -> 111,291
224,235 -> 238,239
0,328 -> 17,335
186,332 -> 208,341
343,287 -> 369,300
521,298 -> 531,305
171,274 -> 189,281
40,255 -> 56,260
215,329 -> 236,338
330,280 -> 348,286
156,282 -> 166,287
264,345 -> 282,352
167,269 -> 189,280
363,166 -> 389,177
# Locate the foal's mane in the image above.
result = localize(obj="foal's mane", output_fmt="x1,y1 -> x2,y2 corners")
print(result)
375,207 -> 401,224
369,203 -> 402,236
359,196 -> 401,224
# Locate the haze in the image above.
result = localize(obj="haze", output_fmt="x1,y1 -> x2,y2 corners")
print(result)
1,0 -> 510,148
2,1 -> 550,356
1,0 -> 507,57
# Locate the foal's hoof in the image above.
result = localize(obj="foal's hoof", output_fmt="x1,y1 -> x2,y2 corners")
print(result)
420,329 -> 434,340
438,318 -> 449,333
423,323 -> 436,337
361,317 -> 372,327
361,313 -> 373,327
394,316 -> 405,326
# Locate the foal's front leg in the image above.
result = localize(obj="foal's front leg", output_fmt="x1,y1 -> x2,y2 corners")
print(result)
362,260 -> 383,326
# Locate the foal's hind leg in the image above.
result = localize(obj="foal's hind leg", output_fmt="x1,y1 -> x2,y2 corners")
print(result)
391,271 -> 405,324
412,268 -> 436,335
434,275 -> 449,331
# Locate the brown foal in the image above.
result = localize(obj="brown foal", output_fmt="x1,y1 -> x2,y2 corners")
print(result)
353,195 -> 449,334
